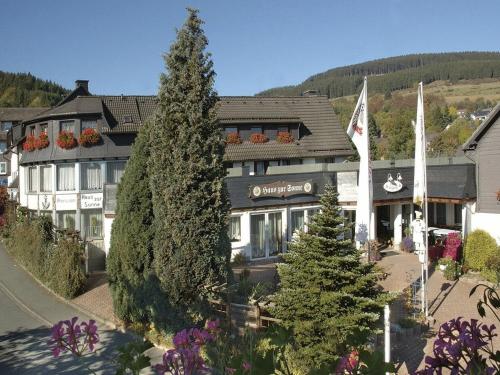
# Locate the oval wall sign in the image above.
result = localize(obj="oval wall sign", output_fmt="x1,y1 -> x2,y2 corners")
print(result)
383,180 -> 403,193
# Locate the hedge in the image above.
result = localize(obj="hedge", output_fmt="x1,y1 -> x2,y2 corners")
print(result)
5,216 -> 86,299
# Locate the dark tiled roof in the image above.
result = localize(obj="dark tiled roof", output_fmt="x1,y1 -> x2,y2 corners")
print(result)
463,102 -> 500,150
28,97 -> 103,122
0,107 -> 47,122
217,98 -> 299,122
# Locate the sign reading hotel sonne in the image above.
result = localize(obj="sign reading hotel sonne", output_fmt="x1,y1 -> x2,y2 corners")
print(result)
249,180 -> 314,199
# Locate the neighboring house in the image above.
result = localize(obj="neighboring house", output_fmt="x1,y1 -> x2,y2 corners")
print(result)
470,108 -> 492,121
463,103 -> 500,244
0,107 -> 46,200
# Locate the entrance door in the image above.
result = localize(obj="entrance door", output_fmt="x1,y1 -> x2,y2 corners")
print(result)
250,212 -> 283,259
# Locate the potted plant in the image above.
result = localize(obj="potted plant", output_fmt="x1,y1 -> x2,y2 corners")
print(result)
35,132 -> 50,150
276,131 -> 294,144
79,128 -> 101,147
225,132 -> 242,144
23,135 -> 37,152
56,131 -> 77,150
250,133 -> 268,144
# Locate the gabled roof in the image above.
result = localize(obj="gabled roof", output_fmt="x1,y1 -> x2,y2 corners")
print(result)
463,102 -> 500,150
0,107 -> 47,122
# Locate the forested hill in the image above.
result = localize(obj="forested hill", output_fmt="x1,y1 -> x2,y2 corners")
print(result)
0,71 -> 69,107
257,52 -> 500,98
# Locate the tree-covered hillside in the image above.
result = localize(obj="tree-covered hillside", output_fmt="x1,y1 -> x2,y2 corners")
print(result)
258,52 -> 500,98
0,71 -> 69,107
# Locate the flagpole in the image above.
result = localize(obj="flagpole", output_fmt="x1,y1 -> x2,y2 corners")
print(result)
422,83 -> 429,318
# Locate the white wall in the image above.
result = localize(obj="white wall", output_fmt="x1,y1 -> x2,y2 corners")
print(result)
103,216 -> 114,254
470,211 -> 500,244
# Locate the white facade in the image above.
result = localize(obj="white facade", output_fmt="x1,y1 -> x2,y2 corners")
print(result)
469,203 -> 500,244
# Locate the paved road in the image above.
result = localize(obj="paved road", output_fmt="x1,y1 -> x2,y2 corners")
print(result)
0,244 -> 146,374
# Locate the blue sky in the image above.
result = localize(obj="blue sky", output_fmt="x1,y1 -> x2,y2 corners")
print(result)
1,0 -> 499,96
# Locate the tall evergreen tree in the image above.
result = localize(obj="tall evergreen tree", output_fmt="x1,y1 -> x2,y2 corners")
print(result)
148,8 -> 230,323
107,120 -> 155,323
273,186 -> 387,372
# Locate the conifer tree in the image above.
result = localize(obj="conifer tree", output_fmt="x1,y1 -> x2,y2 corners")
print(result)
273,186 -> 387,372
107,120 -> 155,323
148,8 -> 230,322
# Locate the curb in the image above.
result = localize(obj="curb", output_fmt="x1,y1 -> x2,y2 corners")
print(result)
2,244 -> 117,330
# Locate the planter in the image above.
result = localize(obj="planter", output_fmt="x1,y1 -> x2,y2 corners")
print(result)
225,132 -> 242,144
79,128 -> 100,147
56,131 -> 77,150
276,131 -> 294,144
23,135 -> 37,152
36,133 -> 49,150
250,133 -> 268,144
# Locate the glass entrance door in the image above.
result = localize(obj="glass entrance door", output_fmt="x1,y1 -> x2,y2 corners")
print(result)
250,212 -> 283,259
250,214 -> 265,259
268,212 -> 283,256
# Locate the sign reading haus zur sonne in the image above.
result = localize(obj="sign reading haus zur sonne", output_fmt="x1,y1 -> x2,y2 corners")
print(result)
249,180 -> 314,199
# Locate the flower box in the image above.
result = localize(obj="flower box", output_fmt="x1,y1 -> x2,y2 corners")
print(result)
225,132 -> 242,144
23,135 -> 37,152
36,132 -> 50,150
276,131 -> 294,144
56,131 -> 77,150
249,133 -> 268,144
79,128 -> 100,147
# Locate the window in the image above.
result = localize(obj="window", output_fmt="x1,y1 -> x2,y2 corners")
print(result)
81,209 -> 102,239
40,166 -> 52,192
29,126 -> 35,136
255,161 -> 266,175
428,203 -> 435,226
228,216 -> 241,242
0,162 -> 6,175
0,178 -> 7,187
436,203 -> 446,225
250,212 -> 283,259
82,120 -> 97,131
60,120 -> 75,133
57,211 -> 76,230
454,204 -> 462,225
224,127 -> 237,136
81,162 -> 102,190
40,123 -> 48,135
27,166 -> 37,192
291,210 -> 305,235
40,211 -> 52,220
0,121 -> 12,131
0,142 -> 6,153
250,126 -> 262,134
57,164 -> 75,191
107,161 -> 126,184
278,126 -> 289,133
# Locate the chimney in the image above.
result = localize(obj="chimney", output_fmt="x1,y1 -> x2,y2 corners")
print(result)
75,80 -> 89,92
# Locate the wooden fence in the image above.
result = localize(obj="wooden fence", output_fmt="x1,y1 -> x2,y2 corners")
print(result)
209,299 -> 280,333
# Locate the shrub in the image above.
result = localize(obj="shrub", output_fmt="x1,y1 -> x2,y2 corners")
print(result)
231,252 -> 248,266
78,128 -> 100,147
438,257 -> 460,281
23,134 -> 37,152
249,133 -> 269,143
56,130 -> 77,149
443,232 -> 461,261
483,251 -> 500,284
400,236 -> 414,252
464,230 -> 497,272
225,132 -> 242,144
36,132 -> 50,149
48,239 -> 86,298
276,131 -> 294,144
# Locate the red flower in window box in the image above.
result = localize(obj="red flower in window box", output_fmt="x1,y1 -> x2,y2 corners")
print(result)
78,128 -> 101,147
35,132 -> 49,150
23,135 -> 37,152
225,132 -> 242,144
250,133 -> 269,144
276,131 -> 294,144
56,131 -> 77,150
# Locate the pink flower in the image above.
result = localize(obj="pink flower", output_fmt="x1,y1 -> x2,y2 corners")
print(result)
225,367 -> 237,374
242,361 -> 252,373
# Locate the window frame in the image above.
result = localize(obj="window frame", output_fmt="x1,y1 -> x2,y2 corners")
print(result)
250,210 -> 285,259
81,209 -> 103,239
56,163 -> 76,192
57,210 -> 76,231
106,160 -> 127,184
27,166 -> 37,193
228,216 -> 241,242
0,162 -> 6,175
39,165 -> 52,192
80,162 -> 103,191
60,120 -> 75,133
40,123 -> 48,135
81,119 -> 97,131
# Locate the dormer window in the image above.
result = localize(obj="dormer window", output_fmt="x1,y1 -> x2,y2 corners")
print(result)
40,123 -> 48,135
123,115 -> 132,123
29,126 -> 35,136
251,126 -> 262,134
224,127 -> 238,136
60,120 -> 75,133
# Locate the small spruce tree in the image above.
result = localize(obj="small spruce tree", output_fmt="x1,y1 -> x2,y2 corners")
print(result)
148,8 -> 231,324
107,120 -> 156,323
273,186 -> 387,372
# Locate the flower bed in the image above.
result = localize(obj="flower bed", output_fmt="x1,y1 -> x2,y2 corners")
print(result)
36,132 -> 50,150
250,133 -> 268,144
78,128 -> 100,147
225,132 -> 242,144
56,131 -> 77,150
276,131 -> 294,143
23,135 -> 37,152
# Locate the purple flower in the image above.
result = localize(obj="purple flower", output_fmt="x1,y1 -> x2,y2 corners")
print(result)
81,319 -> 99,352
48,317 -> 99,359
49,321 -> 66,358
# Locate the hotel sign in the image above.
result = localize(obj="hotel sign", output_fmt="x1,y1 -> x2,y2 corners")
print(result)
249,180 -> 314,199
81,193 -> 103,209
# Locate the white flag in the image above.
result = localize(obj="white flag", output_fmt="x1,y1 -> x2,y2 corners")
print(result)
347,77 -> 372,245
413,82 -> 426,207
